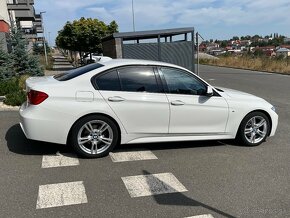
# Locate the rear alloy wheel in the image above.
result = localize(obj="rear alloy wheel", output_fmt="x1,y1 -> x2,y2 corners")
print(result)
237,112 -> 270,146
71,115 -> 119,158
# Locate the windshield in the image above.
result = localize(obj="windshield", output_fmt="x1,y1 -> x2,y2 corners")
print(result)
54,63 -> 104,81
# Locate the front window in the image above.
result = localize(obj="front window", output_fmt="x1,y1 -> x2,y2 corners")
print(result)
160,67 -> 207,95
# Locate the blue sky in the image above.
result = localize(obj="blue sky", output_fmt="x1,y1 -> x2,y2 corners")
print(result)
34,0 -> 290,46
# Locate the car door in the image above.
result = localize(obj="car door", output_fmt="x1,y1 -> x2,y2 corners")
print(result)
95,66 -> 170,134
159,67 -> 229,134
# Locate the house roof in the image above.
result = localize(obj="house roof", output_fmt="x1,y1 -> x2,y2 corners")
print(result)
276,48 -> 290,52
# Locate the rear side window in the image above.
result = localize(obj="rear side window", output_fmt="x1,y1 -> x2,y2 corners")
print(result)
96,70 -> 121,91
54,63 -> 104,81
118,66 -> 159,93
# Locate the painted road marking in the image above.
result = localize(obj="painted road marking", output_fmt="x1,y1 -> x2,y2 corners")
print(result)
41,152 -> 79,168
110,150 -> 158,162
36,181 -> 88,209
185,214 -> 214,218
122,173 -> 187,198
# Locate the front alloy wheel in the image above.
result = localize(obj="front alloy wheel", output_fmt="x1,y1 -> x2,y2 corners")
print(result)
237,112 -> 270,146
71,115 -> 119,158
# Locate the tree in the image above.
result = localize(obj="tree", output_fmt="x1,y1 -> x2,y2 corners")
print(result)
220,40 -> 228,48
232,36 -> 239,40
0,28 -> 43,80
8,28 -> 43,77
33,42 -> 50,55
252,35 -> 261,41
56,17 -> 118,55
0,45 -> 14,80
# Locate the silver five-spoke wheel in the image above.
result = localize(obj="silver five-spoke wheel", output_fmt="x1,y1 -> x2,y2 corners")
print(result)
244,116 -> 267,144
237,112 -> 270,146
71,115 -> 119,158
77,120 -> 113,155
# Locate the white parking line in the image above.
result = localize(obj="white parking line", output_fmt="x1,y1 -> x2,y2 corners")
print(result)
185,214 -> 214,218
110,150 -> 158,162
122,173 -> 187,198
41,152 -> 79,168
36,181 -> 88,209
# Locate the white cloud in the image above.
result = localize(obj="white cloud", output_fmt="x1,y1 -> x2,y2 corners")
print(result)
34,0 -> 290,44
87,7 -> 114,22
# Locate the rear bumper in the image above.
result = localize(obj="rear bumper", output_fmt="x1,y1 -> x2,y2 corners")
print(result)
19,102 -> 69,144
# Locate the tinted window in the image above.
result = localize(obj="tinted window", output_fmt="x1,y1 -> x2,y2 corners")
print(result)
161,67 -> 207,95
54,63 -> 104,81
96,70 -> 121,91
118,66 -> 159,93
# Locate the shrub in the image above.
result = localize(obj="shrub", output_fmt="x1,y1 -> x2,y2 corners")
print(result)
0,78 -> 19,96
4,90 -> 26,106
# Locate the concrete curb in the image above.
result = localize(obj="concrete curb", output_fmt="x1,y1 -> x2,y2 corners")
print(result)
0,102 -> 19,111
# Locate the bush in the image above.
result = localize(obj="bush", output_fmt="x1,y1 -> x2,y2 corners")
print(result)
0,78 -> 19,96
4,90 -> 26,106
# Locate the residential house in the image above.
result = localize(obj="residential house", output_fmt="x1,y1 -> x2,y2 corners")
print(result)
276,48 -> 290,57
1,0 -> 43,52
255,46 -> 276,56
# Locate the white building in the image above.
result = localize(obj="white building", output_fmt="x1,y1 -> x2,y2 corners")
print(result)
276,48 -> 290,57
0,0 -> 10,51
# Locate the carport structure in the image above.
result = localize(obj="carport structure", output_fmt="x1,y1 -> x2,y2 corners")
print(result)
102,27 -> 195,72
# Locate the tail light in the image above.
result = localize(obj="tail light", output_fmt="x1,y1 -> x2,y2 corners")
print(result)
27,90 -> 48,105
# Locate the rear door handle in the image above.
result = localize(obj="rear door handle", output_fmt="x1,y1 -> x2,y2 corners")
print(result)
108,96 -> 125,102
171,100 -> 185,106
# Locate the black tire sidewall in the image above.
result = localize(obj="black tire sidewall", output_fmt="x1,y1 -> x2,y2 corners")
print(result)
237,112 -> 270,146
70,115 -> 119,158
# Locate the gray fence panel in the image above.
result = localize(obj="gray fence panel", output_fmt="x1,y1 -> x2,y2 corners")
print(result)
160,41 -> 192,70
123,41 -> 193,71
123,43 -> 158,60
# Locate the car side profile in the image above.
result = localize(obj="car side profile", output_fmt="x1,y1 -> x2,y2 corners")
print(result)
20,59 -> 278,158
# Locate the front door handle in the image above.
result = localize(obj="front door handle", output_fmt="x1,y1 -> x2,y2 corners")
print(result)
108,96 -> 125,102
171,100 -> 185,106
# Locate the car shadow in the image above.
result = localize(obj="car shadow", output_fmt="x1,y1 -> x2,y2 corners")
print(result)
142,170 -> 236,218
115,139 -> 237,153
5,124 -> 72,156
6,124 -> 240,156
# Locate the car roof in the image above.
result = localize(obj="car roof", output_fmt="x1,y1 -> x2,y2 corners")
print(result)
100,59 -> 190,71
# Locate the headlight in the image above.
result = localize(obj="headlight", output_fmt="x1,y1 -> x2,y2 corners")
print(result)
271,106 -> 276,112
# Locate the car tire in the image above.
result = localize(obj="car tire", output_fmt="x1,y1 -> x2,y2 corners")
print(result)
70,115 -> 119,158
236,111 -> 270,146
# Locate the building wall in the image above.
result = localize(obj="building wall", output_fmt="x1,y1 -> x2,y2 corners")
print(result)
0,0 -> 10,26
102,38 -> 123,58
0,1 -> 10,51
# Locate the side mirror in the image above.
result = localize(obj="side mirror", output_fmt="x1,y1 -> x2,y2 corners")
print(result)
206,86 -> 214,97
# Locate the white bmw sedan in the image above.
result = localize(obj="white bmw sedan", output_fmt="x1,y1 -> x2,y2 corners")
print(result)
20,59 -> 278,158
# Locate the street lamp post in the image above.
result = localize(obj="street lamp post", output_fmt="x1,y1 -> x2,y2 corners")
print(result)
131,0 -> 135,32
48,32 -> 51,47
40,11 -> 48,66
196,32 -> 204,76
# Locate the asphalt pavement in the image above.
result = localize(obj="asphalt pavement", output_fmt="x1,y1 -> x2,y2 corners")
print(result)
0,65 -> 289,218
